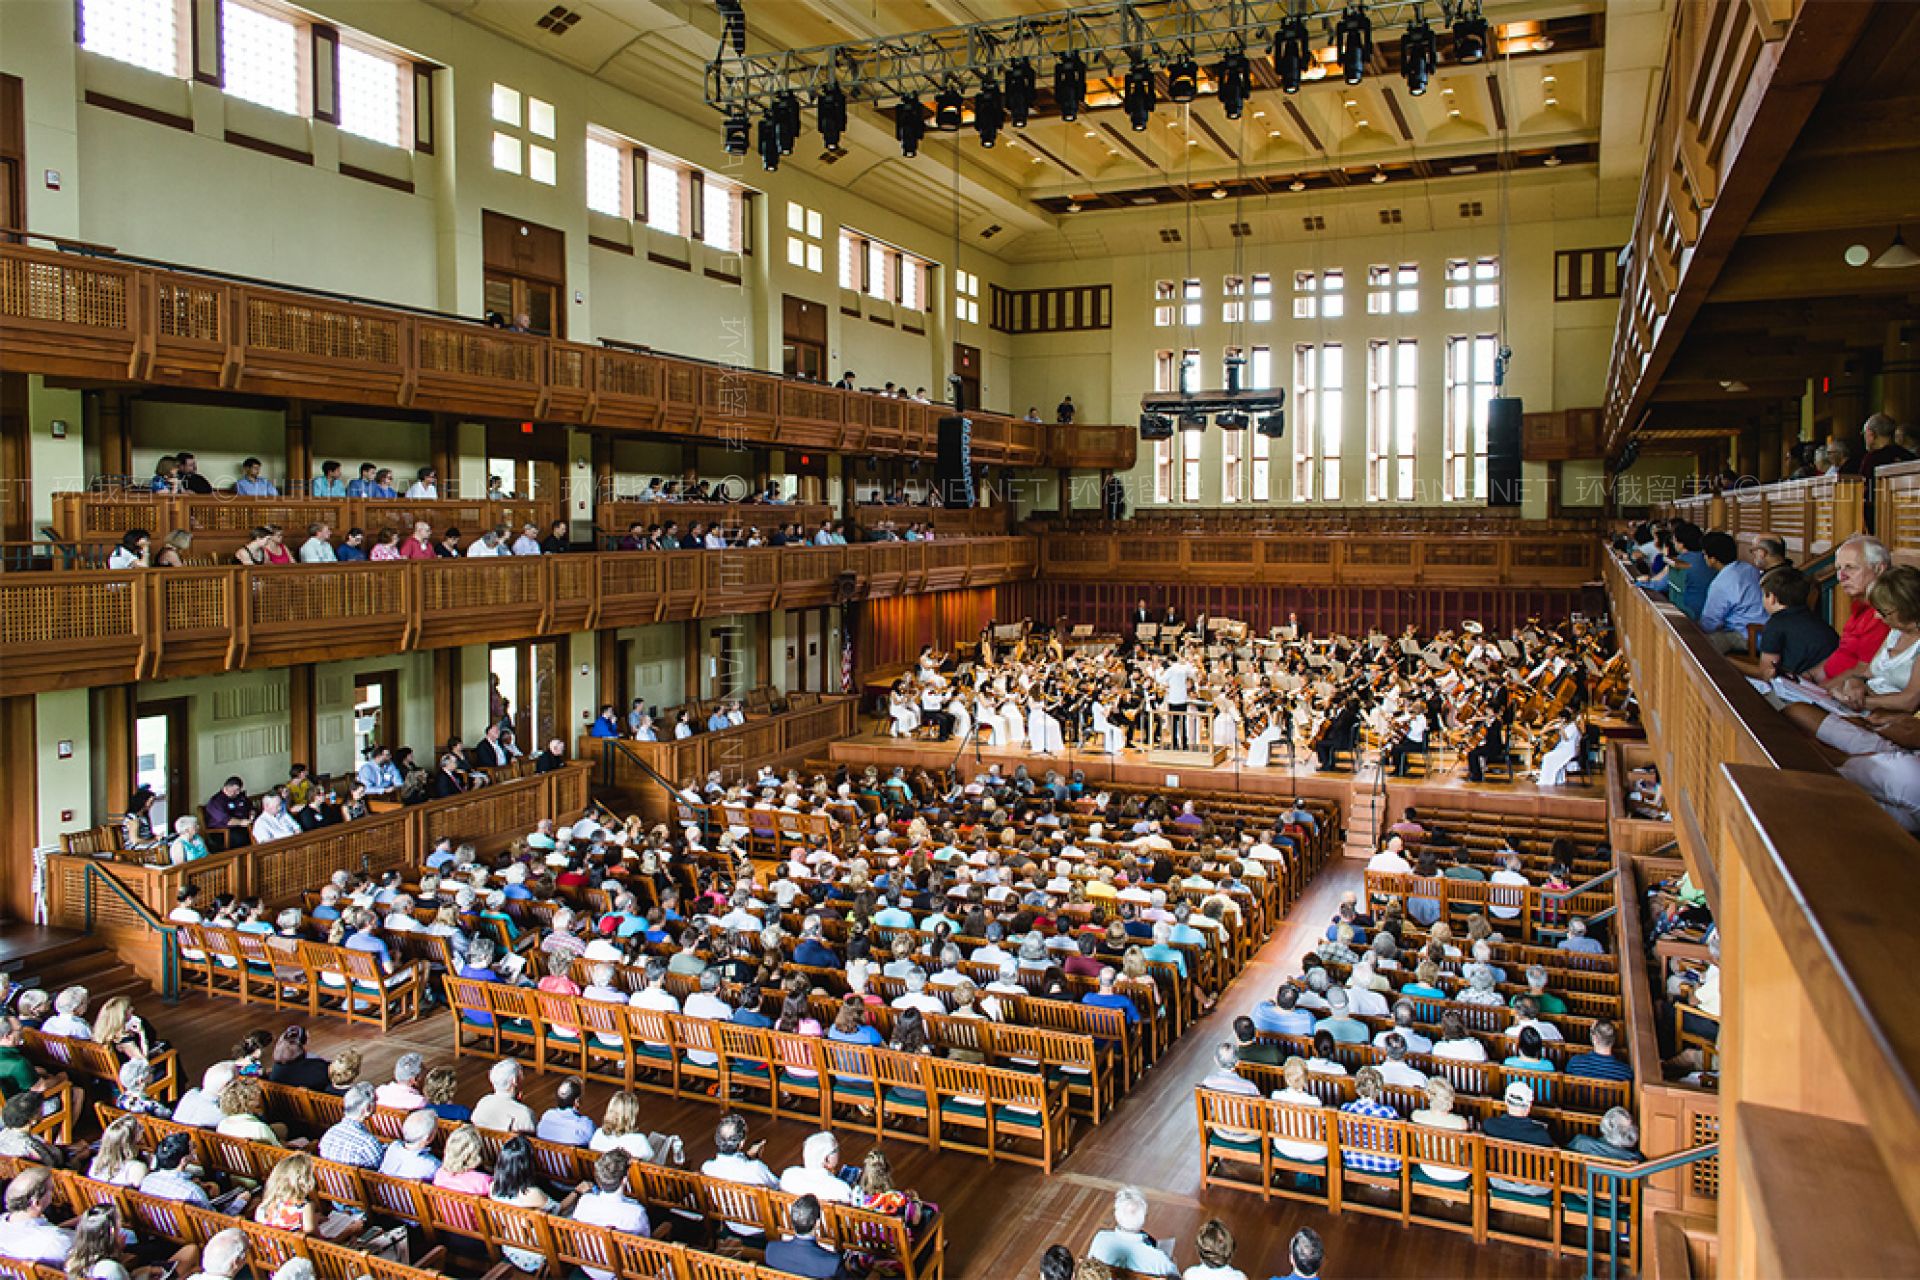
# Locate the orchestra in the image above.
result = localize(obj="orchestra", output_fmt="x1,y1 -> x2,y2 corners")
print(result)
878,611 -> 1621,783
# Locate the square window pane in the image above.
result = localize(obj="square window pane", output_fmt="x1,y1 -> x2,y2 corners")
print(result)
787,236 -> 805,267
222,1 -> 300,116
492,83 -> 521,126
586,137 -> 624,216
806,244 -> 822,273
528,143 -> 556,185
83,0 -> 182,77
787,201 -> 804,232
807,210 -> 822,238
338,44 -> 403,147
527,97 -> 556,139
492,131 -> 522,174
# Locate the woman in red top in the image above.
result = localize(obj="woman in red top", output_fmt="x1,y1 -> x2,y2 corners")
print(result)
398,520 -> 436,560
260,526 -> 293,565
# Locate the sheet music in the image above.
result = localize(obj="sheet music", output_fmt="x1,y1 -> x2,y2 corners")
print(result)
1754,675 -> 1855,717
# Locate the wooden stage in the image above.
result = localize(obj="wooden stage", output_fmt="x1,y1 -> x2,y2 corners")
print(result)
830,722 -> 1607,856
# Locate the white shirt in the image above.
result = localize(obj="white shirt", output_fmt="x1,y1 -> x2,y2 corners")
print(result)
590,1130 -> 656,1162
891,992 -> 946,1016
512,535 -> 541,555
253,809 -> 302,842
1376,1059 -> 1428,1090
471,1094 -> 536,1133
1489,868 -> 1529,919
466,539 -> 505,558
299,538 -> 336,564
406,481 -> 438,499
778,1165 -> 855,1203
1345,986 -> 1389,1018
1431,1037 -> 1488,1063
701,1153 -> 778,1234
1158,661 -> 1195,704
572,1191 -> 650,1280
1367,849 -> 1412,875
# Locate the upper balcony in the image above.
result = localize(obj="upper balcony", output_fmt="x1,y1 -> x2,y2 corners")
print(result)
0,242 -> 1136,473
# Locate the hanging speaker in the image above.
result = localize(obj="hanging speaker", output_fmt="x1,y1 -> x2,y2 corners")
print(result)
937,416 -> 975,508
1487,396 -> 1523,507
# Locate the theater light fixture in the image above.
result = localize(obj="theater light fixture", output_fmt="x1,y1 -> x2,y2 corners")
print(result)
756,110 -> 781,170
1166,54 -> 1200,102
934,85 -> 965,131
1215,49 -> 1252,118
816,82 -> 847,150
896,95 -> 926,157
1452,2 -> 1488,63
1123,58 -> 1157,131
1337,6 -> 1372,84
973,79 -> 1005,147
1055,51 -> 1088,122
722,109 -> 751,155
1004,57 -> 1036,127
1273,16 -> 1310,93
1401,15 -> 1436,95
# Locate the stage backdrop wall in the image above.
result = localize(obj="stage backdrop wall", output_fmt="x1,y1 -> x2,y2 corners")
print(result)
856,587 -> 1006,676
1018,581 -> 1605,638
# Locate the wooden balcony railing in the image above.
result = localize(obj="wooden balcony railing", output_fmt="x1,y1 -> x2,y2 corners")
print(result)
1601,0 -> 1878,452
1040,531 -> 1599,589
43,763 -> 592,988
597,502 -> 836,541
580,697 -> 860,825
0,242 -> 1132,471
1600,552 -> 1834,908
1655,475 -> 1864,559
851,505 -> 1007,537
0,537 -> 1039,697
1875,458 -> 1920,570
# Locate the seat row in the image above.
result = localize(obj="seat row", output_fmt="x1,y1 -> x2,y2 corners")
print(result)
174,927 -> 425,1031
21,1025 -> 182,1105
1243,1033 -> 1632,1119
442,977 -> 1073,1173
1195,1090 -> 1643,1270
1362,871 -> 1614,948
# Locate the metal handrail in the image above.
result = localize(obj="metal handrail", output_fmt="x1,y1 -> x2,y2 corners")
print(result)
1583,1141 -> 1720,1280
1545,866 -> 1618,901
80,861 -> 179,1001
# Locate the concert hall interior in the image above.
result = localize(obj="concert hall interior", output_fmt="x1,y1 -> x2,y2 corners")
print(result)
2,0 -> 1918,1276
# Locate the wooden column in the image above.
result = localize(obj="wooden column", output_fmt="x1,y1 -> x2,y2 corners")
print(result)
433,647 -> 460,750
0,696 -> 36,922
92,686 -> 131,817
683,619 -> 703,702
0,373 -> 29,544
430,415 -> 457,495
817,607 -> 831,692
596,629 -> 621,716
91,389 -> 132,483
680,442 -> 699,485
284,402 -> 312,495
590,433 -> 614,523
288,663 -> 317,770
754,617 -> 772,688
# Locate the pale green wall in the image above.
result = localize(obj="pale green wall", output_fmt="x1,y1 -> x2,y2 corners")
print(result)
27,381 -> 84,527
34,690 -> 93,851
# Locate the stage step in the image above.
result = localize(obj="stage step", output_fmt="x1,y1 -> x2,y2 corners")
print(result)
0,925 -> 153,1000
1344,768 -> 1389,858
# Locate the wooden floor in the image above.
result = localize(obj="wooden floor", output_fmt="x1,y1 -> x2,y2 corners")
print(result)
145,862 -> 1583,1279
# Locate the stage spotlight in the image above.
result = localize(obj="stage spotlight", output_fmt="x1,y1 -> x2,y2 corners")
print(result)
1055,52 -> 1088,122
756,110 -> 781,171
1452,3 -> 1488,62
896,95 -> 925,157
934,85 -> 965,131
1401,17 -> 1437,95
1337,5 -> 1372,84
1004,58 -> 1036,127
1273,16 -> 1310,94
772,91 -> 801,153
1178,411 -> 1207,431
1217,411 -> 1249,430
1255,411 -> 1286,439
722,109 -> 751,155
1166,54 -> 1200,102
1123,59 -> 1156,131
817,82 -> 847,150
974,79 -> 1005,147
1215,49 -> 1252,119
1138,412 -> 1174,440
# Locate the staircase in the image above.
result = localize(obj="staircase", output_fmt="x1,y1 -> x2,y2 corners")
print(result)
0,926 -> 151,1001
1344,763 -> 1388,858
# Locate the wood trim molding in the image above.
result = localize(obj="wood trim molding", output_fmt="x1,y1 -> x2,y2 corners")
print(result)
589,235 -> 634,256
646,251 -> 692,272
83,91 -> 193,133
223,130 -> 314,165
703,268 -> 741,285
338,163 -> 414,194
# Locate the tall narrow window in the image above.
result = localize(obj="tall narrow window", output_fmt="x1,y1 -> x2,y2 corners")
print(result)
645,157 -> 684,234
1221,424 -> 1244,502
1446,334 -> 1498,499
585,134 -> 626,217
81,0 -> 185,77
1153,279 -> 1176,327
1222,275 -> 1246,324
222,0 -> 301,116
1368,339 -> 1418,501
1181,278 -> 1203,327
337,43 -> 407,147
838,229 -> 863,290
1249,345 -> 1273,500
701,179 -> 743,252
1293,343 -> 1343,501
1250,272 -> 1273,323
1181,425 -> 1203,503
1446,256 -> 1500,309
1153,437 -> 1174,504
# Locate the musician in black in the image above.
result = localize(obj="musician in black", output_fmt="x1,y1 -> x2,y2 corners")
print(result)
1466,709 -> 1508,783
1316,697 -> 1361,771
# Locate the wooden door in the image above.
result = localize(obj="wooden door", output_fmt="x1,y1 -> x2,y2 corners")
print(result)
952,342 -> 981,411
783,294 -> 827,380
482,210 -> 566,337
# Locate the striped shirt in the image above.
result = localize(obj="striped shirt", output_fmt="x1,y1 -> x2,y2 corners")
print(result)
1338,1098 -> 1402,1173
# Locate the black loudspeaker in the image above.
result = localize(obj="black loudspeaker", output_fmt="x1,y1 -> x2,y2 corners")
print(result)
1487,396 -> 1523,507
1256,411 -> 1286,439
1139,415 -> 1175,441
937,416 -> 975,508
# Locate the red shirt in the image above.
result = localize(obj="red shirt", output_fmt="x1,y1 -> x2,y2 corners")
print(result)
1823,598 -> 1891,681
399,537 -> 435,560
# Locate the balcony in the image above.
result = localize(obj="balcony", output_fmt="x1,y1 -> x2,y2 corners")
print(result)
0,537 -> 1039,697
1040,529 -> 1599,589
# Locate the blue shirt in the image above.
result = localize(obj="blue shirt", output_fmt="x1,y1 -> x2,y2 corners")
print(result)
358,760 -> 403,794
312,476 -> 348,497
1565,1052 -> 1633,1082
1315,1014 -> 1369,1045
590,717 -> 619,739
1082,992 -> 1139,1025
1140,942 -> 1186,978
707,712 -> 731,732
370,483 -> 397,499
347,479 -> 373,497
1672,550 -> 1714,619
235,476 -> 279,496
1699,558 -> 1766,636
345,931 -> 392,969
337,544 -> 368,561
1251,1003 -> 1315,1037
872,906 -> 914,928
1338,1097 -> 1401,1172
535,1107 -> 598,1146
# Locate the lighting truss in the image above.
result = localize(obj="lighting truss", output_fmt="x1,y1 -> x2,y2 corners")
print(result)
705,0 -> 1490,121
